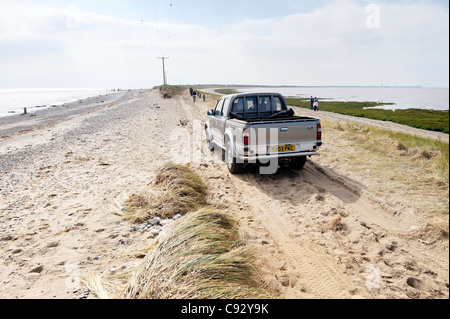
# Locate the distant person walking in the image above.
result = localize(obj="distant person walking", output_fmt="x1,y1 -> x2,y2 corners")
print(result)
310,96 -> 314,110
313,97 -> 319,112
193,90 -> 197,103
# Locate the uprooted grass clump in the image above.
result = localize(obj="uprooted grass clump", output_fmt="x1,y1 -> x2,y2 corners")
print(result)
124,208 -> 270,299
84,208 -> 271,299
114,163 -> 207,223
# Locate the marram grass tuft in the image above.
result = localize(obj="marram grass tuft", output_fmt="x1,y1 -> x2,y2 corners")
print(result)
113,162 -> 207,223
84,208 -> 271,299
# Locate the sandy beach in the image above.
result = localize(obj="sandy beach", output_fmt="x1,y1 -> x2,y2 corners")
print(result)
0,88 -> 448,299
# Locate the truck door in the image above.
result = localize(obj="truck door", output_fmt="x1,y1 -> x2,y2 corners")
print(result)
218,98 -> 230,144
211,98 -> 225,145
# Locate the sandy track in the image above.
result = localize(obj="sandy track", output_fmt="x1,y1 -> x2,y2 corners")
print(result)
183,91 -> 448,299
0,89 -> 448,299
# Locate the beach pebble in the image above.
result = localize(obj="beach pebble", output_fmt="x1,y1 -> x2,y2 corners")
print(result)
173,214 -> 182,220
148,217 -> 161,226
133,223 -> 148,231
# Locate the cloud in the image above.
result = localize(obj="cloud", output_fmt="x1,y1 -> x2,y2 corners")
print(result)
0,0 -> 448,88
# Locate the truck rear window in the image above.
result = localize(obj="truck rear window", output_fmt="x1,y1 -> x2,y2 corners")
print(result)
273,96 -> 283,112
245,97 -> 257,113
230,95 -> 286,119
232,98 -> 244,113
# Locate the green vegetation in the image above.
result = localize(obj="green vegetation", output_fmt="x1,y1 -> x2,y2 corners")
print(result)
351,124 -> 449,181
286,98 -> 449,134
388,131 -> 449,181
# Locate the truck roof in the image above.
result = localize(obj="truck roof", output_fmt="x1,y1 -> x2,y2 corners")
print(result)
220,92 -> 284,99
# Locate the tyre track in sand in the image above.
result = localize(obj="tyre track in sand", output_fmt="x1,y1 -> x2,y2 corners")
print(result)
302,161 -> 419,233
179,92 -> 367,298
229,171 -> 365,299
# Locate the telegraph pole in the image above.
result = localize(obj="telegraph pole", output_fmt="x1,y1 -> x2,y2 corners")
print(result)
158,57 -> 169,86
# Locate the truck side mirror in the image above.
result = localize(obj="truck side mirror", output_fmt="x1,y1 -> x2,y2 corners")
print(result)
207,109 -> 214,116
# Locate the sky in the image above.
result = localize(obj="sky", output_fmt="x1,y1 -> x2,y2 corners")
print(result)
0,0 -> 448,88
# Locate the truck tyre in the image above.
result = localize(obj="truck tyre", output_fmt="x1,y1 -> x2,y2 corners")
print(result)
225,140 -> 244,174
290,156 -> 307,170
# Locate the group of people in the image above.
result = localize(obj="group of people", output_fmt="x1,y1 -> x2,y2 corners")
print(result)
310,96 -> 319,112
189,88 -> 205,103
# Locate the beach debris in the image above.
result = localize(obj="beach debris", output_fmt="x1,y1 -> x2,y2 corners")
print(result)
328,214 -> 343,231
30,265 -> 44,274
98,160 -> 111,166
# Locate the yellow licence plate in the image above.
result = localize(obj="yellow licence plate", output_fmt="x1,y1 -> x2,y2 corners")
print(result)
269,145 -> 296,153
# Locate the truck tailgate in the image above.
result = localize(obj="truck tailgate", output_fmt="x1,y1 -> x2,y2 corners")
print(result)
248,118 -> 318,145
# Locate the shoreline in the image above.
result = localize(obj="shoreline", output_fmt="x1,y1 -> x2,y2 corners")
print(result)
0,88 -> 122,118
201,86 -> 449,111
0,91 -> 130,139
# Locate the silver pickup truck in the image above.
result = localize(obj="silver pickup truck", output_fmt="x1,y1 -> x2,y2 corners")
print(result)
205,92 -> 322,174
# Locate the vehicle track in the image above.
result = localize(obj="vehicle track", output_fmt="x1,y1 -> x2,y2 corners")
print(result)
179,91 -> 448,299
228,172 -> 365,298
180,94 -> 366,298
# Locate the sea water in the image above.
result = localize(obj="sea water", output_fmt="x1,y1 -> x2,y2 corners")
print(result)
236,87 -> 449,111
0,88 -> 112,117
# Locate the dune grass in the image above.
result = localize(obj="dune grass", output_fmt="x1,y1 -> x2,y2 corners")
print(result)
84,208 -> 270,299
286,98 -> 449,134
122,207 -> 270,299
155,85 -> 185,99
90,163 -> 270,299
323,120 -> 449,241
113,162 -> 207,223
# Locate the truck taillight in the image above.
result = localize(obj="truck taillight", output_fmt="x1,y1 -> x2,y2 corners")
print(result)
317,123 -> 322,140
243,129 -> 249,145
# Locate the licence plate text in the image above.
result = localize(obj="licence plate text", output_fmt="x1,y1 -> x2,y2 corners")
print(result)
269,145 -> 296,153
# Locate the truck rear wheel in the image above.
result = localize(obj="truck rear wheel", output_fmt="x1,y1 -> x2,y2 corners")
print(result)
290,156 -> 307,170
225,141 -> 244,174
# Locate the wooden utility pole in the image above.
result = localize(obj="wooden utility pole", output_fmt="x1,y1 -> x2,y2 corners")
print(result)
158,57 -> 169,86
